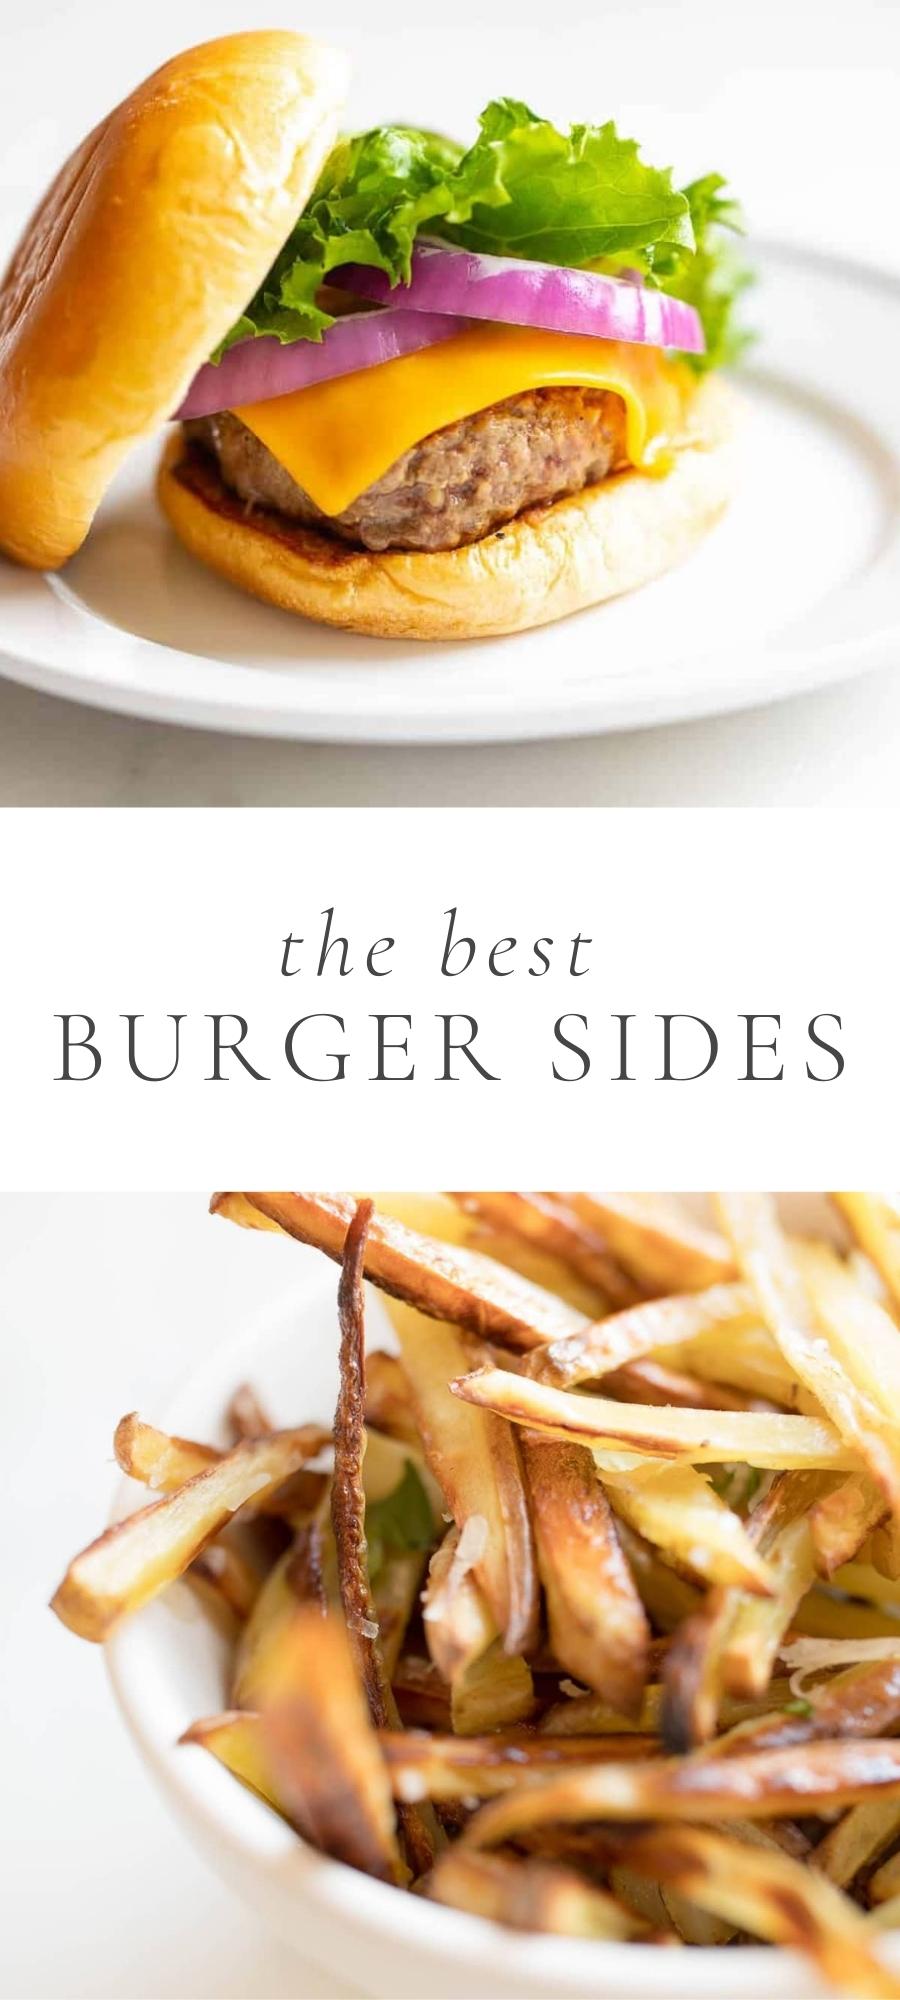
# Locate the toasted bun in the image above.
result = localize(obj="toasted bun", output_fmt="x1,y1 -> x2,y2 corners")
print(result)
157,376 -> 736,641
0,31 -> 348,569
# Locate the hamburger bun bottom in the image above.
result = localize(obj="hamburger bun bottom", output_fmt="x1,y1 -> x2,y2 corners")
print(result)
157,376 -> 737,642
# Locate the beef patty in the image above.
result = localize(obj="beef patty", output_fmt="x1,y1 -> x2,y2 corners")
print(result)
183,387 -> 628,554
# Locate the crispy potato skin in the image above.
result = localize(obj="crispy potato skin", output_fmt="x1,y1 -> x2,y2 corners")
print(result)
261,1610 -> 406,1883
216,1190 -> 590,1349
522,1437 -> 649,1717
387,1300 -> 539,1657
50,1428 -> 328,1641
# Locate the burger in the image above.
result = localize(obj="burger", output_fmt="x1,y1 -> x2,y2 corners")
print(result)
0,31 -> 750,641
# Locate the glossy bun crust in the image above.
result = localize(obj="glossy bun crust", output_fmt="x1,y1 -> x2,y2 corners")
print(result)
158,376 -> 736,641
0,31 -> 348,568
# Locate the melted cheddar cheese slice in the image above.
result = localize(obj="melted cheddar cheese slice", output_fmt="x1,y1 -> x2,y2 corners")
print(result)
233,324 -> 696,518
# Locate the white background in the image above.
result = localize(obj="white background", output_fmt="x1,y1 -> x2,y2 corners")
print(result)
0,1194 -> 355,1999
1,806 -> 896,1192
0,0 -> 899,802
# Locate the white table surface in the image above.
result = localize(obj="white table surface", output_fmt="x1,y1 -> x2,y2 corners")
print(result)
1,1194 -> 358,2000
0,0 -> 898,805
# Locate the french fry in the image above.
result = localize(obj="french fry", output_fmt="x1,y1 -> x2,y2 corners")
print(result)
450,1192 -> 640,1309
260,1607 -> 406,1884
832,1566 -> 900,1616
608,1867 -> 675,1933
450,1643 -> 537,1735
114,1411 -> 330,1520
655,1886 -> 734,1946
455,1741 -> 900,1839
600,1357 -> 767,1413
614,1521 -> 701,1631
391,1653 -> 452,1731
870,1848 -> 900,1906
385,1300 -> 539,1655
364,1350 -> 422,1451
868,1895 -> 900,1931
367,1193 -> 471,1245
540,1680 -> 792,1739
374,1189 -> 615,1319
867,1519 -> 900,1583
332,1202 -> 439,1879
648,1812 -> 811,1943
813,1800 -> 900,1890
422,1526 -> 498,1684
383,1730 -> 661,1803
833,1196 -> 900,1314
360,1421 -> 438,1509
51,1428 -> 331,1642
372,1551 -> 427,1683
716,1198 -> 900,1516
426,1848 -> 651,1940
728,1815 -> 813,1860
420,1529 -> 533,1730
681,1316 -> 810,1406
813,1476 -> 888,1578
800,1241 -> 900,1502
233,1524 -> 327,1706
227,1383 -> 275,1442
622,1826 -> 900,1999
599,1458 -> 775,1595
332,1201 -> 394,1723
180,1709 -> 298,1830
705,1658 -> 900,1759
213,1191 -> 590,1351
450,1365 -> 854,1469
659,1469 -> 839,1746
794,1593 -> 900,1642
524,1282 -> 759,1391
114,1414 -> 219,1486
561,1194 -> 735,1293
522,1437 -> 650,1716
660,1593 -> 735,1751
188,1542 -> 261,1625
721,1510 -> 818,1698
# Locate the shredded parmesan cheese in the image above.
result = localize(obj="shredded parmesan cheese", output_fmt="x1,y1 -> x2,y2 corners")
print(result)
781,1636 -> 900,1697
454,1513 -> 488,1570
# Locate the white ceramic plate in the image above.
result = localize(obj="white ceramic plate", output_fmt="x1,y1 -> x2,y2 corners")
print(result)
106,1198 -> 900,1999
1,242 -> 898,744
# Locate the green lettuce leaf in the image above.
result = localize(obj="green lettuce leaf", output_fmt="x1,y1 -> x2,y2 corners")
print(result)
221,98 -> 750,369
365,1459 -> 436,1581
655,174 -> 755,371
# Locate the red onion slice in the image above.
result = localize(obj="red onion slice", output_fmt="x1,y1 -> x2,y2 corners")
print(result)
178,306 -> 471,420
331,242 -> 705,355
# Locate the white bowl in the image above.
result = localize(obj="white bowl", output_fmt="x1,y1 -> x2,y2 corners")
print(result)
107,1213 -> 899,2000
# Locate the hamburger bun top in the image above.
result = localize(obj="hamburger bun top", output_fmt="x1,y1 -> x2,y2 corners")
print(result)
0,30 -> 348,568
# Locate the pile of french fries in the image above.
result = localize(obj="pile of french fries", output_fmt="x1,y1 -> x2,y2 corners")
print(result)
52,1191 -> 900,1996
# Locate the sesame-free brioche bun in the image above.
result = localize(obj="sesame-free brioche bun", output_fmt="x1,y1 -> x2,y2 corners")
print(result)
0,31 -> 348,569
157,375 -> 736,642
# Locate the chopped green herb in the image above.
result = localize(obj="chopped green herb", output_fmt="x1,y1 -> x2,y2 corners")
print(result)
365,1460 -> 436,1581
